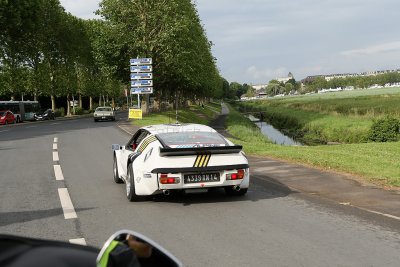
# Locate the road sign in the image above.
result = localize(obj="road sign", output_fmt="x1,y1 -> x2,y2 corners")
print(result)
131,87 -> 153,94
130,73 -> 153,80
130,65 -> 152,73
130,58 -> 152,65
129,108 -> 142,119
131,80 -> 153,87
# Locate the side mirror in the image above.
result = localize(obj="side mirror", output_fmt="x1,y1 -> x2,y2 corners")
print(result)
112,144 -> 121,151
97,230 -> 182,267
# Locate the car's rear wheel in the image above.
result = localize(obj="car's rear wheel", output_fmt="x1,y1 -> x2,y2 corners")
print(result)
94,118 -> 98,122
224,186 -> 248,196
126,163 -> 141,201
113,156 -> 123,184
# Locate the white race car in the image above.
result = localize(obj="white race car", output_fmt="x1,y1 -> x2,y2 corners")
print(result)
112,124 -> 250,201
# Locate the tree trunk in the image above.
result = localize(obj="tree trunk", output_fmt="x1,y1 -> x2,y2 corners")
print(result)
112,97 -> 115,109
99,95 -> 102,106
51,95 -> 56,111
79,94 -> 82,108
66,94 -> 71,116
89,96 -> 93,111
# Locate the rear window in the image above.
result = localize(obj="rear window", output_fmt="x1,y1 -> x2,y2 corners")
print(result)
96,107 -> 112,111
157,131 -> 228,148
0,111 -> 5,116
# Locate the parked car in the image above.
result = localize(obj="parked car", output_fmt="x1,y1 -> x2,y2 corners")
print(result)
94,106 -> 115,122
34,109 -> 56,120
0,110 -> 15,125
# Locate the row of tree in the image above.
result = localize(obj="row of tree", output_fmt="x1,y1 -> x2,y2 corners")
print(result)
0,0 -> 223,114
302,72 -> 400,93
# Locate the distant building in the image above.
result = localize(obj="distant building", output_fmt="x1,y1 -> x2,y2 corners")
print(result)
277,72 -> 294,83
302,69 -> 400,83
251,84 -> 268,90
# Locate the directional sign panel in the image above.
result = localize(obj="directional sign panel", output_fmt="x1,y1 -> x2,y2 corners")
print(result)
131,87 -> 153,94
131,73 -> 153,80
130,65 -> 152,73
131,80 -> 153,87
130,58 -> 152,66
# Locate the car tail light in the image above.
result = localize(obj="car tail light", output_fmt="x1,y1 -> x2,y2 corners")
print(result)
159,174 -> 180,184
226,169 -> 245,180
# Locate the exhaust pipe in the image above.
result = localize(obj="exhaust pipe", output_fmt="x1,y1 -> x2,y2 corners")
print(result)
163,190 -> 170,196
233,185 -> 241,191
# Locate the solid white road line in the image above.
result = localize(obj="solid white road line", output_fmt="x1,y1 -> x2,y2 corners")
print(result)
53,151 -> 59,162
53,143 -> 58,150
69,238 -> 87,246
54,165 -> 64,181
54,137 -> 58,143
58,188 -> 77,219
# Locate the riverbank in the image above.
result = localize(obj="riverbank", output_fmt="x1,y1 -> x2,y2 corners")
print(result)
225,103 -> 400,188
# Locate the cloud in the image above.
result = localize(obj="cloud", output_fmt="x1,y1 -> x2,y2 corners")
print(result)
341,41 -> 400,56
60,0 -> 100,19
246,66 -> 288,81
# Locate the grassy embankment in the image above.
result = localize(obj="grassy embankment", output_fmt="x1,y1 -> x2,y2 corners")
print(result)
239,87 -> 400,144
226,88 -> 400,187
131,102 -> 221,127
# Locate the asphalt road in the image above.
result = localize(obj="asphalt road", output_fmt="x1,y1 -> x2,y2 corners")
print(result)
1,116 -> 399,266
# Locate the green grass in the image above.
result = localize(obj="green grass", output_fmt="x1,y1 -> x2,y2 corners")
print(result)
239,87 -> 400,144
131,103 -> 219,127
225,104 -> 400,187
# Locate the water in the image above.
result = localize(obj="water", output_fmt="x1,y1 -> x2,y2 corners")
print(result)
248,115 -> 302,146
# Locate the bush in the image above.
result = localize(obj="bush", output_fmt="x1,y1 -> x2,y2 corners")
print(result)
55,107 -> 65,117
368,117 -> 400,142
74,107 -> 84,115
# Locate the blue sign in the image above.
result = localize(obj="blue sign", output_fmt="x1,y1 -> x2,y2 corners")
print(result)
131,87 -> 153,94
130,65 -> 152,73
130,58 -> 152,65
131,80 -> 153,87
131,73 -> 153,80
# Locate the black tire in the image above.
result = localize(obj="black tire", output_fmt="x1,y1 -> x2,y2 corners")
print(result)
5,120 -> 8,125
126,163 -> 141,201
224,187 -> 248,196
113,156 -> 123,184
16,116 -> 20,123
94,118 -> 98,122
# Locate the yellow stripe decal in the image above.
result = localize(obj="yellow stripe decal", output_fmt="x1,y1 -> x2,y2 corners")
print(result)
204,154 -> 211,167
193,154 -> 211,167
194,155 -> 201,167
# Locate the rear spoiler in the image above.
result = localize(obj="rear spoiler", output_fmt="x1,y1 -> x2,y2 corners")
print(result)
159,145 -> 243,156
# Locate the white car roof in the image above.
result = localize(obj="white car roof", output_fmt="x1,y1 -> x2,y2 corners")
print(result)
142,124 -> 217,135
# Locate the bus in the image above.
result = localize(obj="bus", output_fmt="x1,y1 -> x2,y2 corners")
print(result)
0,101 -> 40,122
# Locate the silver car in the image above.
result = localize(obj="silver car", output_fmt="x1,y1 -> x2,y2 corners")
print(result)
94,107 -> 115,122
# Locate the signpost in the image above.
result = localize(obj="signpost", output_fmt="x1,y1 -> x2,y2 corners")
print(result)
130,57 -> 153,120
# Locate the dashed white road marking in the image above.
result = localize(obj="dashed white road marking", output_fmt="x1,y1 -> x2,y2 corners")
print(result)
69,238 -> 87,245
26,125 -> 37,128
53,143 -> 58,150
51,122 -> 61,125
54,165 -> 64,181
53,151 -> 59,162
0,129 -> 10,133
58,188 -> 77,219
54,137 -> 58,143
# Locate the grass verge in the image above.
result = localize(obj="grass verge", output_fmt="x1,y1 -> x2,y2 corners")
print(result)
131,102 -> 221,128
225,104 -> 400,188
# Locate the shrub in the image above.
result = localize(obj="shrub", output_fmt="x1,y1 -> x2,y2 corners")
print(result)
368,117 -> 400,142
74,107 -> 84,115
55,107 -> 65,117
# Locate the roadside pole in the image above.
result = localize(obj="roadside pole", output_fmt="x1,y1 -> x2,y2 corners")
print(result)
129,57 -> 153,120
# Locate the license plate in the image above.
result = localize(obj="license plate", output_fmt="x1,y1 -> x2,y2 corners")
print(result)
184,173 -> 220,184
102,116 -> 106,119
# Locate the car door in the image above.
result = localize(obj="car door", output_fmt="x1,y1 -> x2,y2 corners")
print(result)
119,130 -> 149,179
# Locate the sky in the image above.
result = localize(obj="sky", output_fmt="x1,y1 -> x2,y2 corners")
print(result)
59,0 -> 400,84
